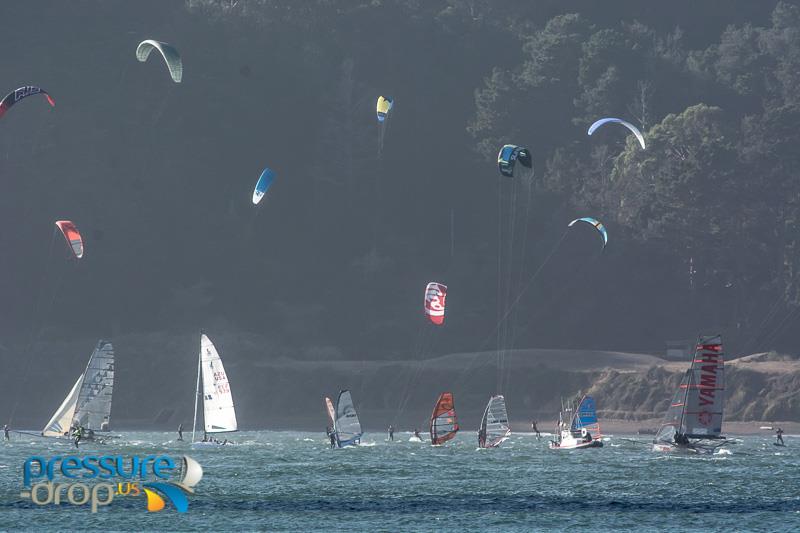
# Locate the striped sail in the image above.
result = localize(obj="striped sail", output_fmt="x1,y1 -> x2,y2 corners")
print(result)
479,395 -> 511,448
684,335 -> 724,437
73,340 -> 114,431
430,392 -> 459,445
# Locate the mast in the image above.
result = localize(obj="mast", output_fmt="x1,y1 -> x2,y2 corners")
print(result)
191,335 -> 202,444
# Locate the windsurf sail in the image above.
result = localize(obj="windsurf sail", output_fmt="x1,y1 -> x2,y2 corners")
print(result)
73,340 -> 114,431
430,392 -> 459,445
200,334 -> 238,433
42,376 -> 82,437
654,369 -> 692,444
684,335 -> 724,438
570,395 -> 601,437
324,396 -> 336,429
479,395 -> 510,448
334,390 -> 362,447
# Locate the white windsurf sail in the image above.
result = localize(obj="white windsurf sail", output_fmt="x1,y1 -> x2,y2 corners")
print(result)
73,340 -> 115,431
334,390 -> 362,447
42,375 -> 83,437
200,334 -> 238,433
479,395 -> 511,448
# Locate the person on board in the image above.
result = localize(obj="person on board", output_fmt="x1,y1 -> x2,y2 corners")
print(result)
478,427 -> 486,447
3,424 -> 9,441
414,428 -> 422,441
178,423 -> 184,441
674,432 -> 689,446
777,427 -> 785,446
329,430 -> 337,449
388,425 -> 394,441
202,432 -> 208,443
531,420 -> 541,439
73,425 -> 85,448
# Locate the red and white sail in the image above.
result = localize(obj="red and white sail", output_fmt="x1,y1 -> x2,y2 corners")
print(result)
424,282 -> 447,325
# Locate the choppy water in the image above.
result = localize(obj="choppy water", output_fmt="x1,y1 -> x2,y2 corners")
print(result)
1,431 -> 798,532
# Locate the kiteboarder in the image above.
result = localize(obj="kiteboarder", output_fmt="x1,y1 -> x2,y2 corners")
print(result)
388,425 -> 394,441
3,424 -> 9,441
777,427 -> 785,446
531,420 -> 541,439
178,423 -> 184,441
414,428 -> 422,441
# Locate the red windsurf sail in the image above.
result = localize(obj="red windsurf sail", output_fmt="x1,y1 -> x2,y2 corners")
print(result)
430,392 -> 459,445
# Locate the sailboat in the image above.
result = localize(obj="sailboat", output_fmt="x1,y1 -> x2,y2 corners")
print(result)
549,394 -> 603,450
430,392 -> 459,445
329,390 -> 363,448
42,340 -> 115,442
653,334 -> 726,454
478,395 -> 511,448
191,333 -> 238,447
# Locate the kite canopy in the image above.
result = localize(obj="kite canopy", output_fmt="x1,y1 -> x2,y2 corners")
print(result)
136,40 -> 183,83
568,217 -> 608,249
424,282 -> 447,325
0,86 -> 55,120
587,117 -> 646,150
252,167 -> 276,205
55,220 -> 84,259
376,96 -> 393,122
497,144 -> 532,177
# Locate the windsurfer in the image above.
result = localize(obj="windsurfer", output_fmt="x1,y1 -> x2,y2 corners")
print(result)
674,432 -> 690,446
478,427 -> 486,447
388,425 -> 394,441
777,427 -> 785,446
329,431 -> 336,449
531,420 -> 541,439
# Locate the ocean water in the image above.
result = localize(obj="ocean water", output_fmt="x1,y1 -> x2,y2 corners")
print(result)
1,431 -> 798,532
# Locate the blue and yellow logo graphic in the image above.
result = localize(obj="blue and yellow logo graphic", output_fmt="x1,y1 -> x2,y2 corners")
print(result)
21,454 -> 203,513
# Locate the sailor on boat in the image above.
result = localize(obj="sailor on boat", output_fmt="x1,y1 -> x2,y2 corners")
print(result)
776,427 -> 785,446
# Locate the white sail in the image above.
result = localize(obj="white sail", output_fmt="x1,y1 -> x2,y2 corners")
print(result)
73,340 -> 115,431
42,375 -> 83,437
200,334 -> 237,433
479,395 -> 511,448
684,335 -> 724,437
334,390 -> 362,446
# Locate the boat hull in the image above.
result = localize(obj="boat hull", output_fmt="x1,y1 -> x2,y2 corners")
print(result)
549,439 -> 603,450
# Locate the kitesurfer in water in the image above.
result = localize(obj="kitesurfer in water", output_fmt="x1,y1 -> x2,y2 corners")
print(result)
388,425 -> 394,441
777,427 -> 785,446
414,428 -> 422,441
178,423 -> 184,441
531,420 -> 541,439
3,424 -> 9,441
